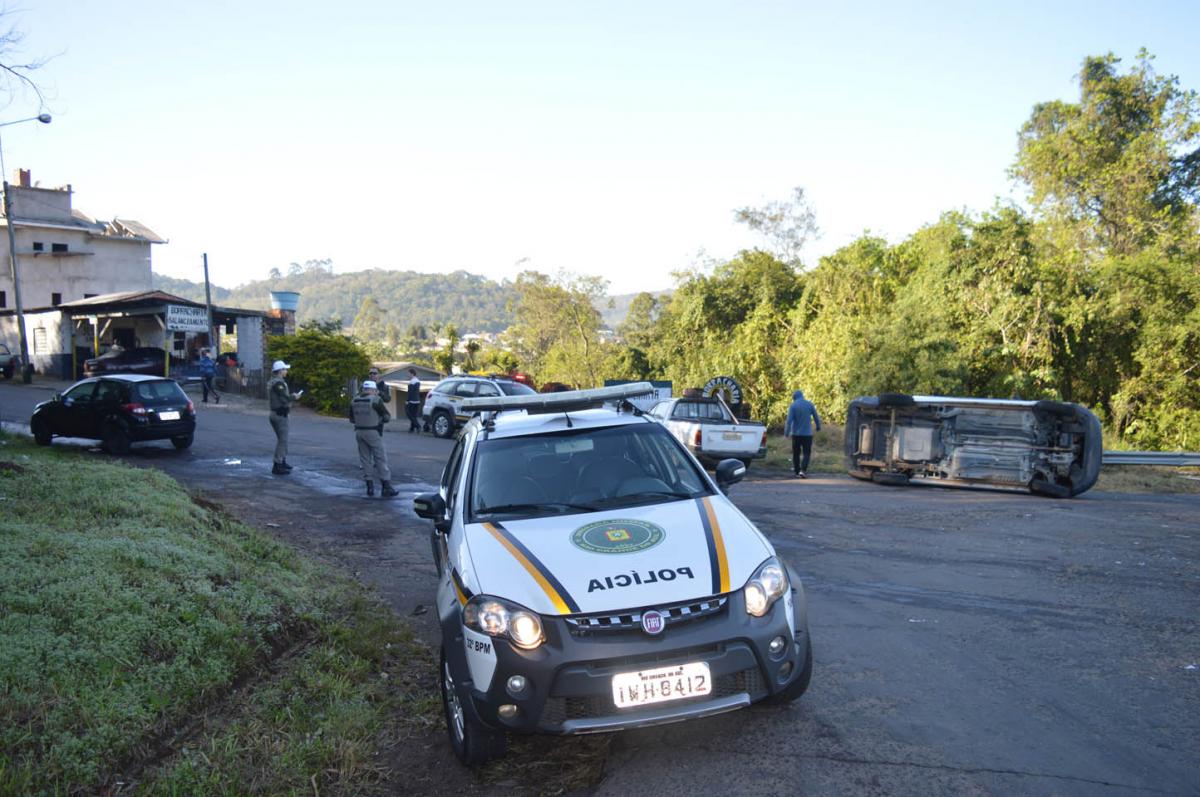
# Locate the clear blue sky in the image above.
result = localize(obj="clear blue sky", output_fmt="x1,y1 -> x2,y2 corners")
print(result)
5,1 -> 1198,294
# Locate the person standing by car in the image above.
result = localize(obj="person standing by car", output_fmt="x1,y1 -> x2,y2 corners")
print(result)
405,368 -> 422,433
198,349 -> 220,404
268,360 -> 302,475
349,380 -> 398,497
785,389 -> 821,478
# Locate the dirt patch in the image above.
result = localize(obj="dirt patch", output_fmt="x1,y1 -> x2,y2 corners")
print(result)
0,460 -> 27,474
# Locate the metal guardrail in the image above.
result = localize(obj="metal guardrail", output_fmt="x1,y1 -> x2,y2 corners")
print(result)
1103,451 -> 1200,467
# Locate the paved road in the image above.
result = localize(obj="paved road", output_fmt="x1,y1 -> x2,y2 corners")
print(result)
3,381 -> 1197,796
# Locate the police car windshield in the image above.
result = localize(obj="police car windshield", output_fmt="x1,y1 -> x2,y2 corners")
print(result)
470,422 -> 711,521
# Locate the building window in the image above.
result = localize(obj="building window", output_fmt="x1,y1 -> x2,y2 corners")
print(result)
33,327 -> 48,355
0,290 -> 5,308
32,242 -> 43,252
51,292 -> 62,306
51,243 -> 68,253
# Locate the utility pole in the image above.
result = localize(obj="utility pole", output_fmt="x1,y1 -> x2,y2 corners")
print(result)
0,113 -> 52,383
203,252 -> 215,352
3,179 -> 32,383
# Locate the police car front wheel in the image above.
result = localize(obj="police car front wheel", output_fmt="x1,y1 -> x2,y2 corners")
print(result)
440,648 -> 506,765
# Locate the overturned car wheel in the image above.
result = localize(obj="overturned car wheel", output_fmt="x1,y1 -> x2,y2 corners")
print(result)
877,392 -> 915,409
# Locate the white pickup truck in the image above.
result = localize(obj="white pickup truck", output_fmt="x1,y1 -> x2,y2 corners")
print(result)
647,396 -> 767,468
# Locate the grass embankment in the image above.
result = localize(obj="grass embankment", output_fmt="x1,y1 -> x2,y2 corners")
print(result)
755,426 -> 1200,493
0,433 -> 437,795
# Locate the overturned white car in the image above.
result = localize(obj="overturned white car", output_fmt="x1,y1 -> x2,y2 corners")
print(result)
845,393 -> 1103,498
413,384 -> 812,765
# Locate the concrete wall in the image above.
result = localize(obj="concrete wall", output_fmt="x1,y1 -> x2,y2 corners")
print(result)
7,185 -> 73,223
0,224 -> 152,310
0,308 -> 69,377
236,315 -> 264,373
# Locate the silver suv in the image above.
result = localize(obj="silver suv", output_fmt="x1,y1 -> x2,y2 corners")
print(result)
422,375 -> 537,438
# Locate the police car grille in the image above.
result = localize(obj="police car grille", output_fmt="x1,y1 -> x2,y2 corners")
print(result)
564,597 -> 728,636
542,666 -> 765,723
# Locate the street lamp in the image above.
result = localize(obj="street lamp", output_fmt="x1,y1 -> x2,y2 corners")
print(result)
1,112 -> 52,383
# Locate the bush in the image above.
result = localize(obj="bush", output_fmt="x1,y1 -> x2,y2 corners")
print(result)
267,330 -> 370,415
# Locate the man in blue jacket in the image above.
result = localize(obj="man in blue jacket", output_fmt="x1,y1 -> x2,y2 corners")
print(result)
198,349 -> 220,404
785,389 -> 821,478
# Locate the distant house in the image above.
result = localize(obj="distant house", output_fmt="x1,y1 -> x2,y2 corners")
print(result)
375,362 -> 443,384
374,362 -> 443,419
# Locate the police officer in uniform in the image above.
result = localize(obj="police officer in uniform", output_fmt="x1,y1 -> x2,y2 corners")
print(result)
367,367 -> 391,403
268,360 -> 302,475
350,380 -> 398,497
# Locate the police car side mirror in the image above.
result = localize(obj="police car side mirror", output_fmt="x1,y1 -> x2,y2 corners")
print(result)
714,458 -> 746,492
413,493 -> 449,530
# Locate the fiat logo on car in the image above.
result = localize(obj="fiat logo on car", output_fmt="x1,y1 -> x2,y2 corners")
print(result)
641,610 -> 665,635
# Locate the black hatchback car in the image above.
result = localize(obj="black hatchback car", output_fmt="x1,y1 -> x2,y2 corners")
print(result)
31,375 -> 197,454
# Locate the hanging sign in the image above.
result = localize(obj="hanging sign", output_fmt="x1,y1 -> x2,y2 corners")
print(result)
165,304 -> 209,332
702,375 -> 743,406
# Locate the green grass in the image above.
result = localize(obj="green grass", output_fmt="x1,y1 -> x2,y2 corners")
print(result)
756,426 -> 846,475
0,433 -> 435,796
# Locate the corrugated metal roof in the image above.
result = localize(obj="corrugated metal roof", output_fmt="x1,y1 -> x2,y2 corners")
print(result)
58,290 -> 204,309
108,218 -> 167,244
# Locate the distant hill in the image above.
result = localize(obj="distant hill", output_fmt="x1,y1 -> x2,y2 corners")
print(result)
154,268 -> 518,333
152,269 -> 672,334
152,274 -> 233,304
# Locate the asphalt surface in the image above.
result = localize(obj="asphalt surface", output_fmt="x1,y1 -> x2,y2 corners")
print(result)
2,380 -> 1197,796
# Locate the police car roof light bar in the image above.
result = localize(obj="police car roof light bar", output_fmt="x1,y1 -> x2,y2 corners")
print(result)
461,382 -> 656,415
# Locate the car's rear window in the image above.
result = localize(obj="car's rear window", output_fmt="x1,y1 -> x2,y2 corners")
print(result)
132,380 -> 187,405
499,382 -> 536,396
672,401 -> 731,422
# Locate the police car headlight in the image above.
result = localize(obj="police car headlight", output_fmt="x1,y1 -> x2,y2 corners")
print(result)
509,611 -> 544,649
744,558 -> 788,618
464,595 -> 544,650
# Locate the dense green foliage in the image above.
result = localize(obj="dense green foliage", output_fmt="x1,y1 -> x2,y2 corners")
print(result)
0,436 -> 429,794
638,52 -> 1199,449
154,263 -> 519,333
267,329 -> 371,415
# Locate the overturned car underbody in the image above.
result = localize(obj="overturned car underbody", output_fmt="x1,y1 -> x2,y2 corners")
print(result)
845,394 -> 1103,498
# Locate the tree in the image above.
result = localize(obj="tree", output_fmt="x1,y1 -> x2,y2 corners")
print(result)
432,324 -> 459,373
267,329 -> 370,415
617,292 -> 659,351
733,186 -> 820,265
464,338 -> 481,371
299,317 -> 344,335
507,271 -> 609,387
267,267 -> 282,280
352,296 -> 386,343
0,15 -> 50,107
1013,51 -> 1200,256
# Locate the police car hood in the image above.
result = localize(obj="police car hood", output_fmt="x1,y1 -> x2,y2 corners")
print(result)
463,496 -> 772,616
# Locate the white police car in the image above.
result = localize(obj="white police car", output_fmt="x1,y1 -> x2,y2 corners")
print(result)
413,383 -> 812,765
